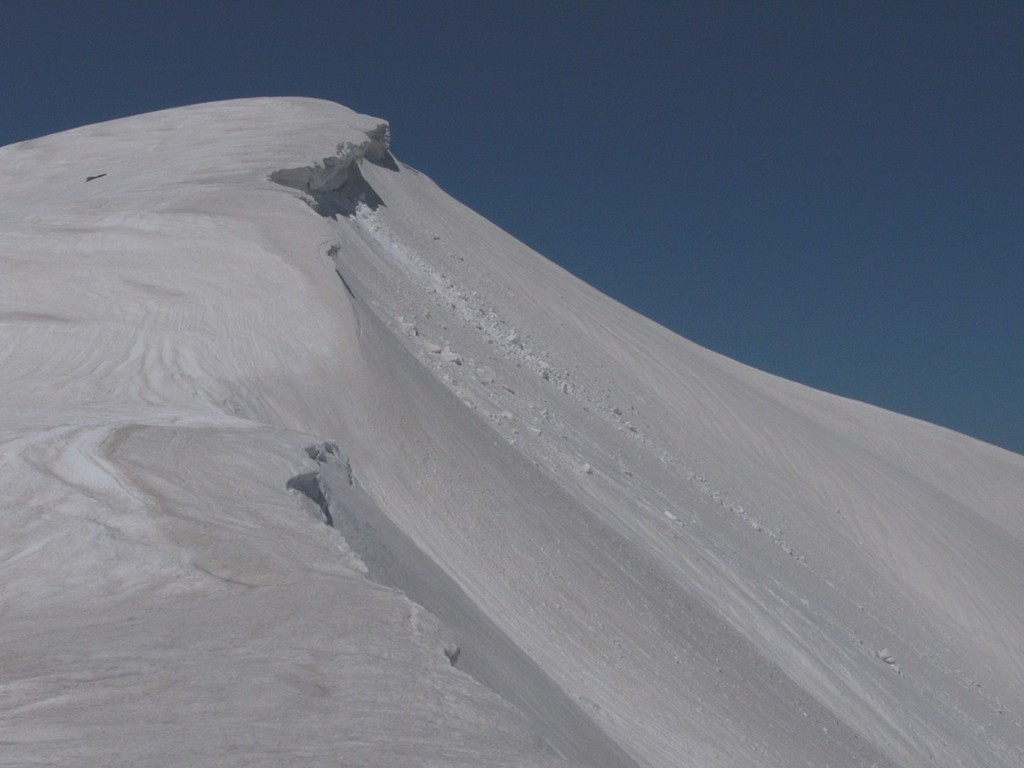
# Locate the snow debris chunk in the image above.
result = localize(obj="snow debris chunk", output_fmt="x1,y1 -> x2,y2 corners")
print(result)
441,345 -> 463,365
397,316 -> 418,337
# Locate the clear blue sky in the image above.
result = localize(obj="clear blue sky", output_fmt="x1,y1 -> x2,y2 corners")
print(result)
2,1 -> 1022,455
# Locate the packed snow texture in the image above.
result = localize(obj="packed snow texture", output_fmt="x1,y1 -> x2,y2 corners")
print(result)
1,98 -> 1022,767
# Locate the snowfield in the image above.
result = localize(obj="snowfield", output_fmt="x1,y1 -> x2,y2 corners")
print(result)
1,98 -> 1022,767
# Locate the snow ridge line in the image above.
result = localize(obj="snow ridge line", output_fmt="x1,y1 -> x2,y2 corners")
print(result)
286,441 -> 641,768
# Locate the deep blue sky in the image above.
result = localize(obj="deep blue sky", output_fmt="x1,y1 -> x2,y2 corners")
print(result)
2,2 -> 1022,455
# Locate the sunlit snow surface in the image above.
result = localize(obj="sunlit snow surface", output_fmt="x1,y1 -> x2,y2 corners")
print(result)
2,98 -> 1022,767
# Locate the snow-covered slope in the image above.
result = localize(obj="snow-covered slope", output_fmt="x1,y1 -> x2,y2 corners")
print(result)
2,98 -> 1021,768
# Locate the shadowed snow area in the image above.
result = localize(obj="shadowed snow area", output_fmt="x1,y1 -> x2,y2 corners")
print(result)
270,123 -> 394,217
1,98 -> 1023,767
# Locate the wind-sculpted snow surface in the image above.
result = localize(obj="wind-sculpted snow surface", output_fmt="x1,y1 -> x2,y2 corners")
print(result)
2,99 -> 1023,767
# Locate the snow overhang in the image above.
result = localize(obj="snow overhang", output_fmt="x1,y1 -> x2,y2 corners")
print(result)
270,122 -> 395,217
